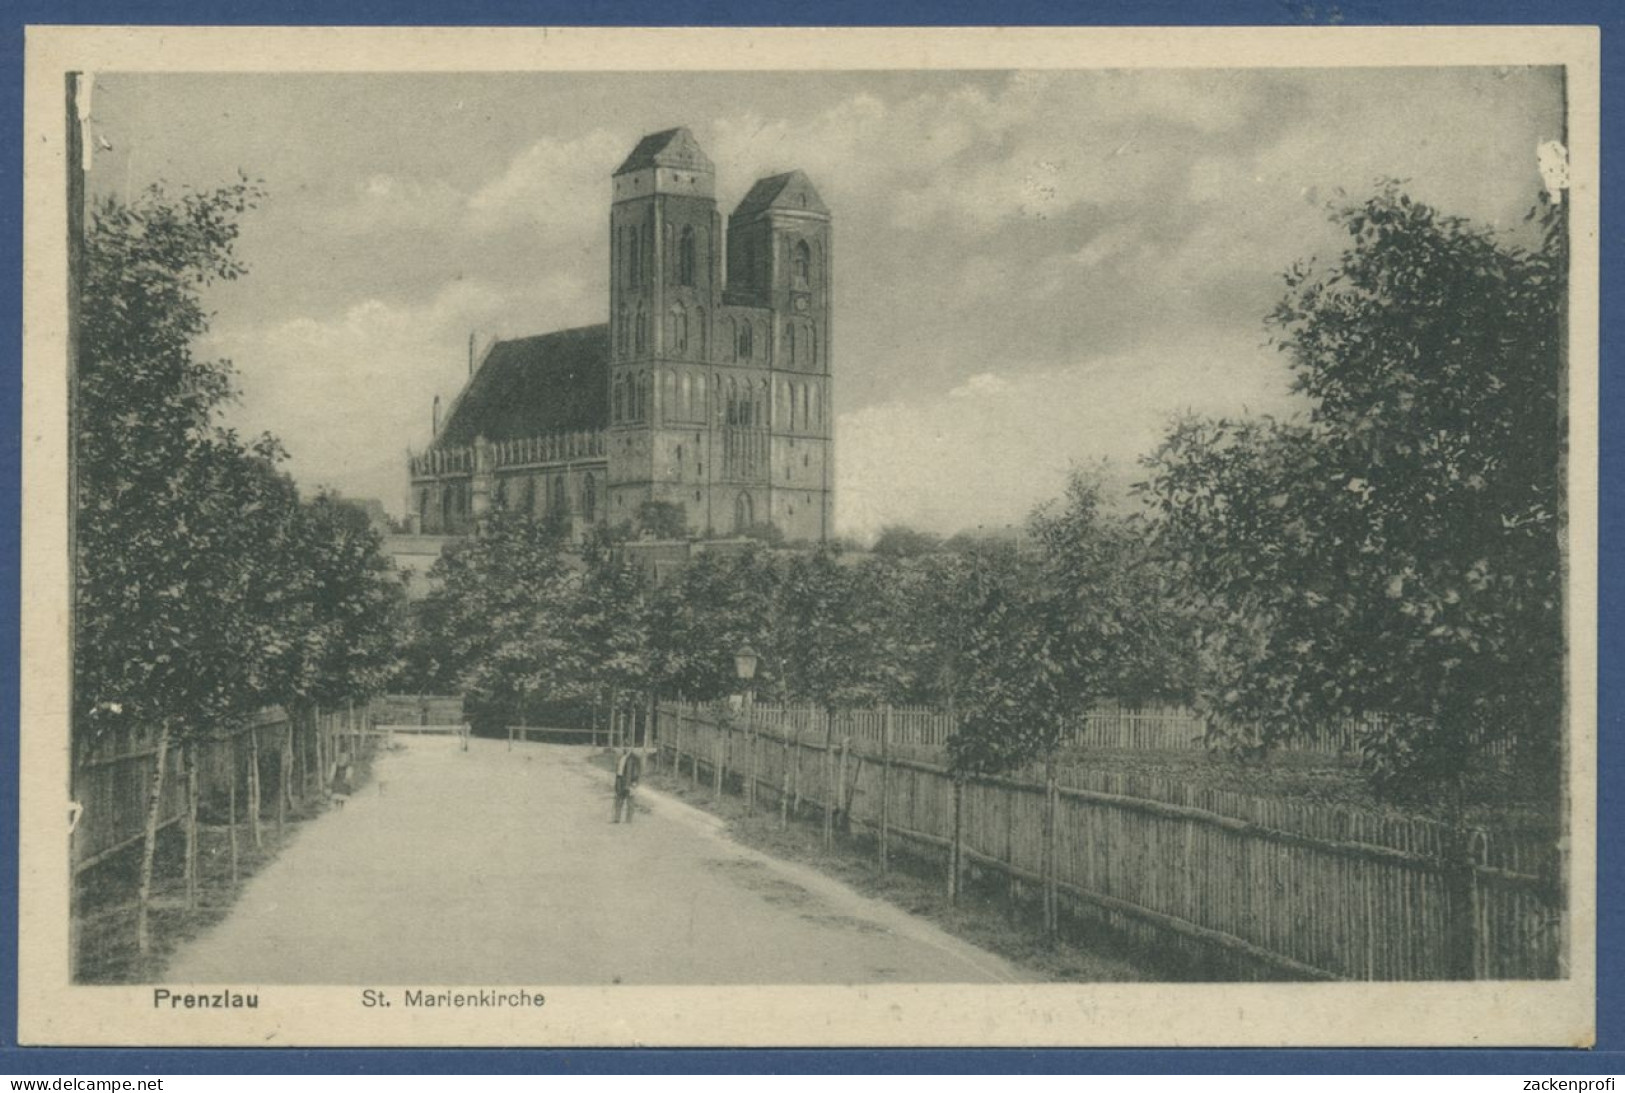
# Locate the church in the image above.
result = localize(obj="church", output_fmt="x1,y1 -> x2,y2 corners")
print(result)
408,127 -> 834,543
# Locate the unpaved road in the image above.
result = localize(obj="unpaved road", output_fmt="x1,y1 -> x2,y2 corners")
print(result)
164,736 -> 1023,985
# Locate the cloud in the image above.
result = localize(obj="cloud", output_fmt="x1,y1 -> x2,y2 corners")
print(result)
835,331 -> 1306,542
466,128 -> 633,235
202,272 -> 595,510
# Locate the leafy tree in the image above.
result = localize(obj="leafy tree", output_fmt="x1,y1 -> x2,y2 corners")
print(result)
571,530 -> 652,730
1029,471 -> 1196,708
1139,186 -> 1566,798
871,524 -> 944,558
635,500 -> 688,540
409,510 -> 576,731
647,546 -> 780,702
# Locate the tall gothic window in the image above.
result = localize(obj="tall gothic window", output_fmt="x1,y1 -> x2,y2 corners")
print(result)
737,320 -> 752,360
628,230 -> 641,288
635,306 -> 647,355
793,239 -> 811,288
671,303 -> 688,355
663,370 -> 676,419
734,492 -> 754,533
679,226 -> 697,286
581,474 -> 597,522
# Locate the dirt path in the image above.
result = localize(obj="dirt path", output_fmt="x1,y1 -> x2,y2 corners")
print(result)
163,737 -> 1024,985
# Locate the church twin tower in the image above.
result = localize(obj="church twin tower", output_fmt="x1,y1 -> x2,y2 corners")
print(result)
410,127 -> 834,542
607,127 -> 834,541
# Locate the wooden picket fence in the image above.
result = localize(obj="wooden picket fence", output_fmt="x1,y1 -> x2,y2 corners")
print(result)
71,698 -> 398,876
731,700 -> 1390,759
657,701 -> 1563,981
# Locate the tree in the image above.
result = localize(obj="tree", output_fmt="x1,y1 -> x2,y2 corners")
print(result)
410,511 -> 576,732
647,546 -> 780,702
1139,185 -> 1566,798
75,180 -> 299,948
635,500 -> 688,540
871,524 -> 944,558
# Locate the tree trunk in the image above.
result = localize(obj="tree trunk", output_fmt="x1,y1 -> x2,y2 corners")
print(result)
780,724 -> 792,831
247,726 -> 262,849
278,720 -> 291,834
879,704 -> 891,874
183,742 -> 199,910
822,708 -> 835,850
135,722 -> 173,956
1043,756 -> 1058,940
228,734 -> 240,885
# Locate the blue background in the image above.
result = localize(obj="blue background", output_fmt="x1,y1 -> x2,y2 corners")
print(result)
0,0 -> 1618,1075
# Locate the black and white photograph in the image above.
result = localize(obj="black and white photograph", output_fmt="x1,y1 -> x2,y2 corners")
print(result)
19,25 -> 1598,1047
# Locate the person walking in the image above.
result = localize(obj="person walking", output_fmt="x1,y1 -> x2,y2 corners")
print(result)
612,748 -> 643,823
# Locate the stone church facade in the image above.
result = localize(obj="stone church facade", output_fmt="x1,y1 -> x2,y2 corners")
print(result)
409,128 -> 834,543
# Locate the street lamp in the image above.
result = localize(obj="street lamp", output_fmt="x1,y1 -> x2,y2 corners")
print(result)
734,644 -> 760,683
735,644 -> 759,809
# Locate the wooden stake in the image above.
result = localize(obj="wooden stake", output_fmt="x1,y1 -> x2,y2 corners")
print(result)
135,722 -> 172,955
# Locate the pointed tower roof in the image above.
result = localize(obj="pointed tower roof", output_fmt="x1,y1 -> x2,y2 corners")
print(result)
614,127 -> 715,176
732,170 -> 829,218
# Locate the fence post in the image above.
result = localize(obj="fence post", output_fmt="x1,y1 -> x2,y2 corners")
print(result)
948,776 -> 964,905
1445,825 -> 1483,979
1043,756 -> 1058,940
879,703 -> 891,874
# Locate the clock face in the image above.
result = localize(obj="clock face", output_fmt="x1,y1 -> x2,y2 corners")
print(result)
793,296 -> 808,312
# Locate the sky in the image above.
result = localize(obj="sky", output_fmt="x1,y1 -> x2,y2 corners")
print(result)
83,66 -> 1565,540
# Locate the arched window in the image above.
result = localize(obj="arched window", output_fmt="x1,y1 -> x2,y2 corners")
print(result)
525,476 -> 538,514
785,322 -> 797,365
734,492 -> 754,533
808,323 -> 818,368
581,474 -> 597,522
549,476 -> 566,516
793,239 -> 811,288
696,373 -> 707,419
418,490 -> 430,527
613,374 -> 625,422
672,304 -> 688,356
696,306 -> 707,360
756,379 -> 769,428
679,225 -> 697,286
723,316 -> 737,362
737,320 -> 752,360
628,231 -> 641,288
441,488 -> 454,531
811,381 -> 822,427
663,370 -> 676,419
635,305 -> 648,355
680,373 -> 693,419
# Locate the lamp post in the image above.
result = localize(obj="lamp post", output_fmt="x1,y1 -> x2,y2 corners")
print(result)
735,644 -> 759,810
